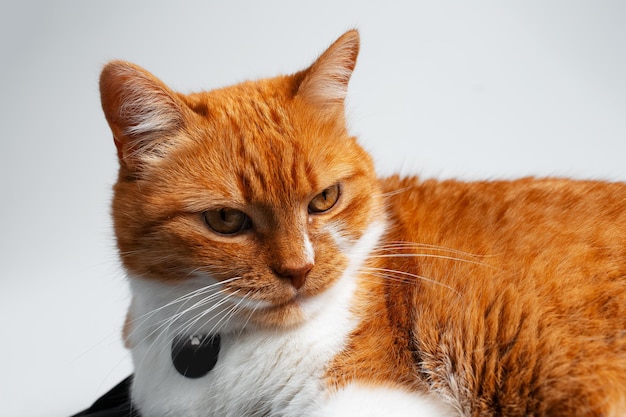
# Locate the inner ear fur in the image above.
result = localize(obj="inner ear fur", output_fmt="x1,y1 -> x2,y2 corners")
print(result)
100,61 -> 189,170
295,30 -> 360,113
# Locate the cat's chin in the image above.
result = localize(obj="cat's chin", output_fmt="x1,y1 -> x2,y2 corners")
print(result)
229,295 -> 314,328
241,300 -> 307,328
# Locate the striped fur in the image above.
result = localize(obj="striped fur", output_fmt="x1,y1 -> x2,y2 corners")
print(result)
100,30 -> 626,416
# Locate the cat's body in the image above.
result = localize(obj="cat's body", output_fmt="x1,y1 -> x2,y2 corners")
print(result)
100,31 -> 626,416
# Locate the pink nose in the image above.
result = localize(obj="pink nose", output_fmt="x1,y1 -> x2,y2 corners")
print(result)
273,263 -> 313,290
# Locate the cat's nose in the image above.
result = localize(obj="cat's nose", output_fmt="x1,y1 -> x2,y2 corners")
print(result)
273,263 -> 313,290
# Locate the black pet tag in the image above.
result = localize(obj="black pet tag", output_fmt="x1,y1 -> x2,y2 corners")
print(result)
171,334 -> 221,378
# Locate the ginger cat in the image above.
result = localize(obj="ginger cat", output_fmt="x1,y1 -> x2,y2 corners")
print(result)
99,30 -> 626,416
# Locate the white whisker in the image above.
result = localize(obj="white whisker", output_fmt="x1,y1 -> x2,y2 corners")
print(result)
369,253 -> 498,270
204,291 -> 250,336
362,266 -> 461,296
377,241 -> 495,260
130,277 -> 245,365
129,277 -> 239,329
170,289 -> 243,339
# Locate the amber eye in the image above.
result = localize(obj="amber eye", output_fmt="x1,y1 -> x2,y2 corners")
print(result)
308,184 -> 340,214
203,208 -> 251,235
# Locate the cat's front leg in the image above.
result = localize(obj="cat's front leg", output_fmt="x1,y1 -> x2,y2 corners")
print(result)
318,382 -> 456,417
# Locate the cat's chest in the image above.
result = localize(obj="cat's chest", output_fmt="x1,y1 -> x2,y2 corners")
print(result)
129,292 -> 357,417
132,323 -> 352,417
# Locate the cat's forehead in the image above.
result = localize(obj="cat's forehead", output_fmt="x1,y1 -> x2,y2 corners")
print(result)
185,78 -> 289,119
175,83 -> 358,207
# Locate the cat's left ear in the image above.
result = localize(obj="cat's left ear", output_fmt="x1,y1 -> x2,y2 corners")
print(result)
99,61 -> 190,171
295,30 -> 360,114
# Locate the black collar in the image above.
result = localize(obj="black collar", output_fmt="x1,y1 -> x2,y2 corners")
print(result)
171,334 -> 221,378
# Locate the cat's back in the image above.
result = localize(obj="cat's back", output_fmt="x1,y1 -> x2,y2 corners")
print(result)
378,176 -> 626,415
381,175 -> 626,280
382,175 -> 626,246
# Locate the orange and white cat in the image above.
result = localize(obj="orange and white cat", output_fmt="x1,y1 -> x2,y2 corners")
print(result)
100,30 -> 626,416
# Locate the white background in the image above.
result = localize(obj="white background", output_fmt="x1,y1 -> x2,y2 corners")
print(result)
1,1 -> 625,416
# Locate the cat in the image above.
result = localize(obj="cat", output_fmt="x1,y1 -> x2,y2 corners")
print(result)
99,30 -> 626,416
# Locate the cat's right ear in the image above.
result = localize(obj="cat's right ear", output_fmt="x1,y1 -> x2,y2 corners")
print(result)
295,30 -> 360,115
99,61 -> 188,171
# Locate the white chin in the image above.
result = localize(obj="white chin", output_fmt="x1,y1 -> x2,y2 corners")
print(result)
228,295 -> 275,310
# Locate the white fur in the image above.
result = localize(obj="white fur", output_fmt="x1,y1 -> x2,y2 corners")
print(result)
126,219 -> 449,416
297,32 -> 358,107
109,63 -> 183,165
319,383 -> 454,417
325,221 -> 351,254
114,65 -> 179,138
303,232 -> 315,266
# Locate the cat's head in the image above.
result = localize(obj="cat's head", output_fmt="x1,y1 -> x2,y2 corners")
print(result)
100,30 -> 384,330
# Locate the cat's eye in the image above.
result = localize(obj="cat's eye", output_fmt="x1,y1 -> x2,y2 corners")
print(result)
308,184 -> 340,214
203,208 -> 251,235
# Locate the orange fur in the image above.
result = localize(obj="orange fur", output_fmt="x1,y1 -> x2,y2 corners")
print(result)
336,177 -> 626,415
101,30 -> 626,415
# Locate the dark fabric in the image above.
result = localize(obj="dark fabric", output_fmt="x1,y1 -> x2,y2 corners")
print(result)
71,376 -> 140,417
